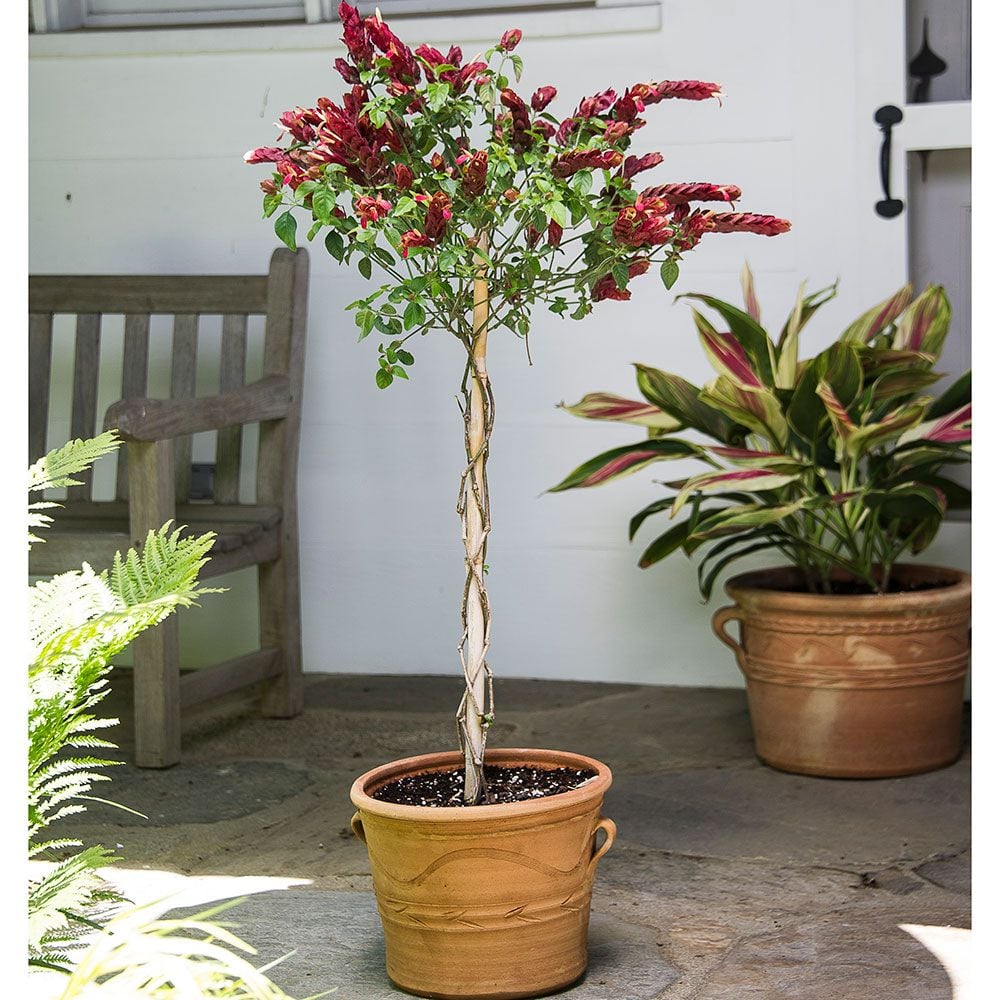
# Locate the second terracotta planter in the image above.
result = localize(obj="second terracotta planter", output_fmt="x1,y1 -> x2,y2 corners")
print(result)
712,564 -> 971,778
350,747 -> 615,1000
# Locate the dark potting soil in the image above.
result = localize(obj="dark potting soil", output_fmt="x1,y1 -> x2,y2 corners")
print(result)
372,765 -> 597,807
773,578 -> 955,596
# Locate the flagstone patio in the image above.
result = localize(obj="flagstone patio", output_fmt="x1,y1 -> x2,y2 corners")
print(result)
58,673 -> 970,999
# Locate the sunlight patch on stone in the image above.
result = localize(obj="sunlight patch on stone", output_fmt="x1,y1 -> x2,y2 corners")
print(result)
900,924 -> 971,1000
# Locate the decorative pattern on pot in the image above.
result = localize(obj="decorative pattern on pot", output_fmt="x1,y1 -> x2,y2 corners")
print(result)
350,749 -> 616,1000
712,565 -> 971,778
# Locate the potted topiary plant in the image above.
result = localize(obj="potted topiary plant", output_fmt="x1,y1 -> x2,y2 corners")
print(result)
552,266 -> 971,780
245,7 -> 788,996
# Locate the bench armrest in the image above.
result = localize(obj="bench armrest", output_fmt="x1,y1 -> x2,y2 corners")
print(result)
104,375 -> 292,442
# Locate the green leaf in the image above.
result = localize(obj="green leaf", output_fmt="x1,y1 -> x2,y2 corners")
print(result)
262,191 -> 282,219
697,539 -> 782,600
637,517 -> 697,569
358,256 -> 372,280
375,369 -> 393,389
927,371 -> 970,419
427,81 -> 450,111
311,186 -> 337,224
660,259 -> 679,291
569,170 -> 593,196
510,54 -> 524,80
397,349 -> 415,366
612,262 -> 630,291
546,200 -> 568,228
324,230 -> 345,261
403,300 -> 426,331
273,211 -> 297,252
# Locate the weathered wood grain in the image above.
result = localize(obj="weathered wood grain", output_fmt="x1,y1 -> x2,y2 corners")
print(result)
115,313 -> 151,500
29,274 -> 269,315
67,314 -> 101,500
104,375 -> 291,441
215,313 -> 248,504
28,313 -> 53,463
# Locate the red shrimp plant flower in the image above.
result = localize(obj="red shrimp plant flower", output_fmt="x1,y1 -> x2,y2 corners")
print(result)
246,2 -> 790,803
551,266 -> 970,598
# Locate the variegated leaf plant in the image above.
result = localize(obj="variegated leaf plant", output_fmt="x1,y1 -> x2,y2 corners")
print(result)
551,266 -> 970,596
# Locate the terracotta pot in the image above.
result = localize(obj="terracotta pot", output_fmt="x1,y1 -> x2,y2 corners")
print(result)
349,747 -> 615,1000
711,564 -> 971,778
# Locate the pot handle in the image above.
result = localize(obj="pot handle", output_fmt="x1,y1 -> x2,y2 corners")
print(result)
711,605 -> 747,673
590,816 -> 617,869
350,811 -> 367,844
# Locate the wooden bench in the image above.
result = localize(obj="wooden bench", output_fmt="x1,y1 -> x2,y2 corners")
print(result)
29,248 -> 309,767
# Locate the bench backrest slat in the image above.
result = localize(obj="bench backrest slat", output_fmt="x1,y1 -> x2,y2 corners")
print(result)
170,314 -> 199,504
27,248 -> 308,510
28,314 -> 53,463
68,314 -> 102,500
215,313 -> 248,505
116,313 -> 151,500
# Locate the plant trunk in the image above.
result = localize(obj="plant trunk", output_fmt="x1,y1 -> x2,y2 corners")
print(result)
457,233 -> 493,804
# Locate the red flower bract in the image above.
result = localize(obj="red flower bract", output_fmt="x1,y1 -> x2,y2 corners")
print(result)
355,195 -> 392,228
532,86 -> 557,111
629,80 -> 722,105
552,148 -> 623,178
394,163 -> 414,189
612,203 -> 674,247
338,2 -> 373,69
642,183 -> 742,205
706,213 -> 791,236
593,259 -> 650,301
462,150 -> 489,198
499,28 -> 522,52
424,191 -> 452,241
244,147 -> 284,164
399,229 -> 432,257
622,152 -> 663,180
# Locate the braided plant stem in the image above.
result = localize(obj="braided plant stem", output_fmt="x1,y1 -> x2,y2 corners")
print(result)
455,232 -> 495,804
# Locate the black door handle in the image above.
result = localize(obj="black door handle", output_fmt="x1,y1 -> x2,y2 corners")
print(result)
874,104 -> 904,218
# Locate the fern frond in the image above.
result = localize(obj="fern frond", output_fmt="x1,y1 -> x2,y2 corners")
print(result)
28,847 -> 121,960
29,431 -> 120,494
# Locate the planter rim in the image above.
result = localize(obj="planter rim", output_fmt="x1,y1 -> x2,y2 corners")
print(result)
722,563 -> 970,612
350,747 -> 612,823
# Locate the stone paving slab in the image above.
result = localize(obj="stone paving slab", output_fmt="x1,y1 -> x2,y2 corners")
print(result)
167,889 -> 680,1000
605,761 -> 970,867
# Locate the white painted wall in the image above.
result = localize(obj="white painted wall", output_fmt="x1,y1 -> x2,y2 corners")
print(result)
29,0 -> 971,687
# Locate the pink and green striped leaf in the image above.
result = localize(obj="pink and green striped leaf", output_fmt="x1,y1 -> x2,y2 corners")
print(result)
549,438 -> 702,493
559,392 -> 682,430
839,283 -> 913,344
816,378 -> 856,456
687,499 -> 807,541
634,364 -> 745,444
844,403 -> 925,458
740,261 -> 761,323
670,468 -> 800,517
678,292 -> 776,385
707,446 -> 806,473
892,285 -> 951,357
869,369 -> 941,403
897,402 -> 971,448
692,309 -> 764,388
701,377 -> 788,448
